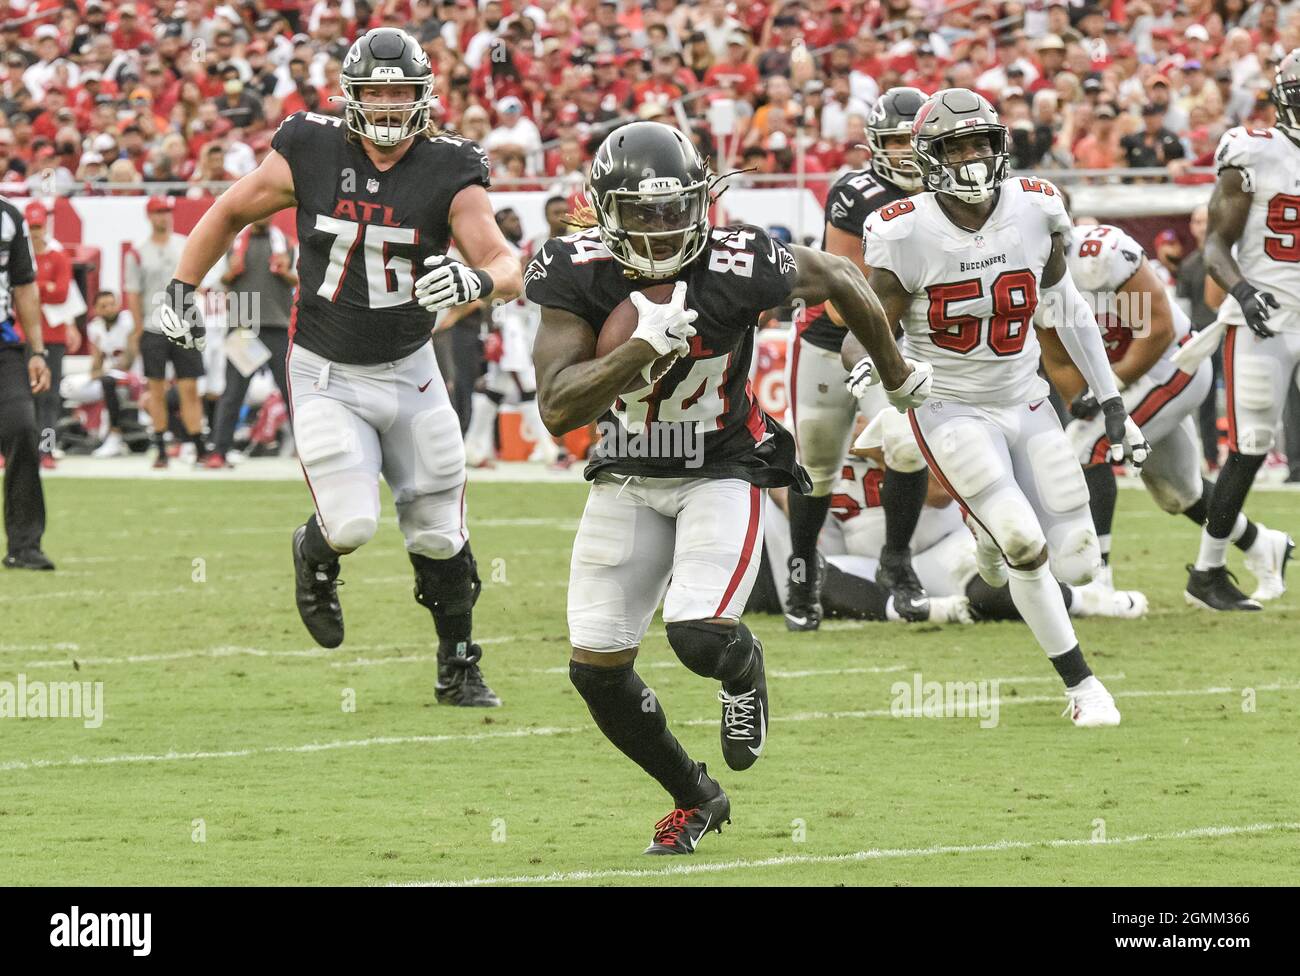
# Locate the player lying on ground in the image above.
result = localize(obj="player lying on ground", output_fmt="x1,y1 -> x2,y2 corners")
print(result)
855,88 -> 1148,727
746,421 -> 1149,623
157,28 -> 521,706
785,86 -> 933,632
529,120 -> 929,855
1171,50 -> 1300,610
1038,220 -> 1292,606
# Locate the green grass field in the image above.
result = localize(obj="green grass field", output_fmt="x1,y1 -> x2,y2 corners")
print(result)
1,476 -> 1297,886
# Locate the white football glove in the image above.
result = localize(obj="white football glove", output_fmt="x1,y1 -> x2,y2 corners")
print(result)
415,254 -> 492,312
629,280 -> 697,358
883,358 -> 932,412
157,279 -> 206,352
844,355 -> 879,399
1118,416 -> 1151,467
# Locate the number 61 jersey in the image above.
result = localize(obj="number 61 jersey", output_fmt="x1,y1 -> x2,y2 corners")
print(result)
862,176 -> 1072,405
271,110 -> 491,364
525,223 -> 812,490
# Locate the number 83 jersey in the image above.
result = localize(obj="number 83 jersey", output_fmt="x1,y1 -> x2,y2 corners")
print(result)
271,111 -> 491,364
862,176 -> 1071,405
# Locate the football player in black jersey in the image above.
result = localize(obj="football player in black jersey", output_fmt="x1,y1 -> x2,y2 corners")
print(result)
528,121 -> 931,854
158,28 -> 522,707
786,87 -> 932,631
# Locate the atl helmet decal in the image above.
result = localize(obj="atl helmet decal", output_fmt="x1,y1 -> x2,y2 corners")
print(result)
343,42 -> 362,67
912,100 -> 937,134
590,142 -> 614,180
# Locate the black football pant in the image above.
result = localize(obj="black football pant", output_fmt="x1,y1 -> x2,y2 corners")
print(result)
0,347 -> 46,554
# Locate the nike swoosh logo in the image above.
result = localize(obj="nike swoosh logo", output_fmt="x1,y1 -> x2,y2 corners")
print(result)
785,615 -> 807,626
749,703 -> 766,757
689,814 -> 712,851
1028,400 -> 1044,411
540,247 -> 553,266
768,238 -> 779,265
418,378 -> 433,392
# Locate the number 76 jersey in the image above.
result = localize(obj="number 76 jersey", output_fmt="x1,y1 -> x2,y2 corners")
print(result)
862,176 -> 1071,405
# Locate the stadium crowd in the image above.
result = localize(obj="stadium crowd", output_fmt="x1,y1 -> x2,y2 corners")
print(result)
0,0 -> 1293,197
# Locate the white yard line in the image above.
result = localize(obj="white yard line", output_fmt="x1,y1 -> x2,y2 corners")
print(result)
2,680 -> 1291,775
400,821 -> 1300,887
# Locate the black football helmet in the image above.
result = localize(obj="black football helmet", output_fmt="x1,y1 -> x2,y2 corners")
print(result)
912,88 -> 1009,203
1271,48 -> 1300,139
340,28 -> 434,146
588,121 -> 710,278
866,86 -> 926,191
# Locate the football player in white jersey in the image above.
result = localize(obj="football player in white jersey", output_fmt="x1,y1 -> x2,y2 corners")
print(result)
1039,221 -> 1291,600
1180,51 -> 1300,610
856,88 -> 1147,727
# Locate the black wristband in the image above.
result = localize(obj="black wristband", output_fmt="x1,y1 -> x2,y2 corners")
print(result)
473,268 -> 494,300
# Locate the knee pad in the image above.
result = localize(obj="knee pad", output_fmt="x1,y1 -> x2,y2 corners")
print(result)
985,488 -> 1047,566
1028,431 -> 1090,515
329,514 -> 378,552
411,541 -> 481,618
399,488 -> 465,559
1048,524 -> 1101,585
796,407 -> 855,496
1140,467 -> 1199,515
664,620 -> 753,683
294,398 -> 361,474
879,408 -> 925,473
1234,357 -> 1279,453
412,405 -> 466,493
933,422 -> 1000,499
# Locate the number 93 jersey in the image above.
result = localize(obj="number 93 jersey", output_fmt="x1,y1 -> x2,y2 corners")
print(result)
862,176 -> 1070,405
272,111 -> 491,364
1214,125 -> 1300,330
525,223 -> 812,490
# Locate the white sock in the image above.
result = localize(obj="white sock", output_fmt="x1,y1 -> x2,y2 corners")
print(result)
1007,562 -> 1079,657
1098,533 -> 1112,562
1229,513 -> 1248,544
1195,530 -> 1230,571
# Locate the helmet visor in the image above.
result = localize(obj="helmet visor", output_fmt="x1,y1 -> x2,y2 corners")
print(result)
606,183 -> 706,272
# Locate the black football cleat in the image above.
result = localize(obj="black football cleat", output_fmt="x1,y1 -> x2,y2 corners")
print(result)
1184,564 -> 1262,612
3,548 -> 55,571
784,553 -> 823,631
292,525 -> 345,648
718,638 -> 767,771
644,767 -> 731,855
877,548 -> 930,622
436,642 -> 501,707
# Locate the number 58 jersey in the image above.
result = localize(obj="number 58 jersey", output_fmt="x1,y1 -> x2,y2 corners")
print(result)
862,177 -> 1071,405
271,111 -> 492,364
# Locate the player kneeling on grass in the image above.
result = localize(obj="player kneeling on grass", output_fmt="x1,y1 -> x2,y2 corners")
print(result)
156,28 -> 521,706
529,121 -> 929,855
1037,221 -> 1290,607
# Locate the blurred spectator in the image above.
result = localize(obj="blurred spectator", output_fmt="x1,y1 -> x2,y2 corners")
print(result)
26,202 -> 76,470
1122,103 -> 1187,173
484,96 -> 542,174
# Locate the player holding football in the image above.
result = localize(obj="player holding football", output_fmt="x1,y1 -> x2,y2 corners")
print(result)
158,28 -> 521,706
529,121 -> 928,854
1175,52 -> 1300,610
1039,221 -> 1291,599
860,89 -> 1148,727
786,87 -> 934,631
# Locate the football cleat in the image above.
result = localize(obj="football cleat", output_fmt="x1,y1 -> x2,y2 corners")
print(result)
152,452 -> 169,470
718,638 -> 767,771
1063,676 -> 1121,727
3,548 -> 55,571
1070,582 -> 1148,619
1184,564 -> 1262,612
291,525 -> 345,648
784,553 -> 823,632
927,594 -> 974,624
1243,524 -> 1294,601
435,642 -> 501,707
878,548 -> 930,622
644,767 -> 731,855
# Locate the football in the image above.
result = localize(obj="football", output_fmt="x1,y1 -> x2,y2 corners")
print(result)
596,282 -> 681,392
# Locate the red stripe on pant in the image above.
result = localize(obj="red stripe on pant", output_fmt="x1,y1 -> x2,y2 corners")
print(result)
1224,324 -> 1238,452
788,334 -> 802,456
714,484 -> 762,617
907,408 -> 998,545
1086,369 -> 1195,465
286,338 -> 329,541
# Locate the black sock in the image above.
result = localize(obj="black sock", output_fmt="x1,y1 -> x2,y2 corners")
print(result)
882,466 -> 928,553
300,515 -> 338,566
1206,451 -> 1267,539
1084,463 -> 1116,564
786,491 -> 831,586
1235,519 -> 1258,552
569,661 -> 702,806
191,432 -> 207,457
1182,484 -> 1211,527
822,561 -> 891,620
1049,645 -> 1092,687
152,432 -> 165,454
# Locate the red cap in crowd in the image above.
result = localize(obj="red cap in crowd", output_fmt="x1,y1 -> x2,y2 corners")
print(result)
1154,229 -> 1179,247
24,202 -> 47,227
146,195 -> 174,214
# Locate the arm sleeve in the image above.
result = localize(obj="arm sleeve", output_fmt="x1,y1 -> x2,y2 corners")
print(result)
1040,266 -> 1120,403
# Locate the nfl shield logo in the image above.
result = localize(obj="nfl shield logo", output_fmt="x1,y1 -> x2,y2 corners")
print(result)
366,178 -> 379,193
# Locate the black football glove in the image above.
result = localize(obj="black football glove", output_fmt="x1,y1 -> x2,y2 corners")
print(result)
1101,395 -> 1150,466
1069,390 -> 1102,421
1229,280 -> 1279,339
157,278 -> 206,351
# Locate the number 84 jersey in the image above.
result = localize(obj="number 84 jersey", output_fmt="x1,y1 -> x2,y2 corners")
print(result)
862,176 -> 1071,405
271,111 -> 492,365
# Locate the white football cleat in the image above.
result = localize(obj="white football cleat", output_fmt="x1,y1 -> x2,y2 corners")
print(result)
968,518 -> 1007,587
927,595 -> 974,624
1089,563 -> 1115,591
1063,676 -> 1121,727
1243,524 -> 1294,601
1070,582 -> 1148,619
91,432 -> 126,458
